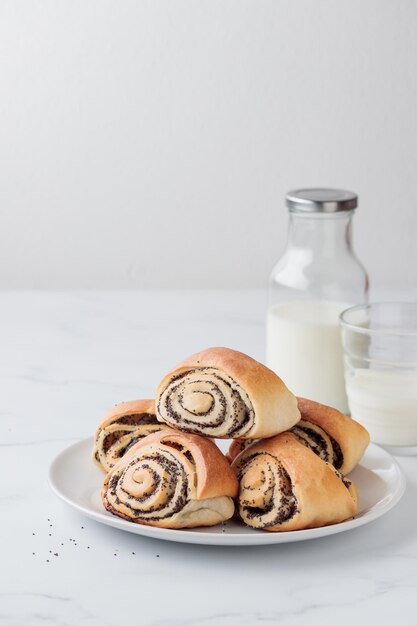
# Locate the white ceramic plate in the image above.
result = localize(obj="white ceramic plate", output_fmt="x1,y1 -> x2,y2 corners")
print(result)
49,437 -> 405,546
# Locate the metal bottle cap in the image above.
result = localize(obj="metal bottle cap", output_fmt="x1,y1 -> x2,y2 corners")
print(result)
285,188 -> 358,213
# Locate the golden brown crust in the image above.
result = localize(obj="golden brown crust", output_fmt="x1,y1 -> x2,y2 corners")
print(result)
232,433 -> 358,531
122,429 -> 238,500
226,439 -> 255,463
101,496 -> 235,530
98,399 -> 156,428
156,347 -> 300,439
296,397 -> 370,474
101,428 -> 238,529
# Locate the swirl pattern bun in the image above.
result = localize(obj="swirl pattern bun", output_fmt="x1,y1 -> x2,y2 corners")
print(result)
291,397 -> 370,474
231,433 -> 358,531
102,429 -> 238,529
156,347 -> 300,439
227,397 -> 370,474
93,400 -> 167,472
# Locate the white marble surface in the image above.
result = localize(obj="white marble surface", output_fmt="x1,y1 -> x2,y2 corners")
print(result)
1,290 -> 416,625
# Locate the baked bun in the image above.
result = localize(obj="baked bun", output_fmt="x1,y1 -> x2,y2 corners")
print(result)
156,347 -> 300,439
232,433 -> 358,531
102,428 -> 238,529
292,397 -> 370,474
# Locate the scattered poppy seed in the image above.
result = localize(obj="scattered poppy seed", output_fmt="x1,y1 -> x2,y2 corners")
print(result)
132,552 -> 135,555
48,534 -> 51,536
156,555 -> 160,558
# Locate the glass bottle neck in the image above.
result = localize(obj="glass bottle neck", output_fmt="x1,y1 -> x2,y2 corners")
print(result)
286,211 -> 354,256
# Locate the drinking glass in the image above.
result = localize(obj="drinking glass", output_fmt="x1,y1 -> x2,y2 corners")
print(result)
340,302 -> 417,455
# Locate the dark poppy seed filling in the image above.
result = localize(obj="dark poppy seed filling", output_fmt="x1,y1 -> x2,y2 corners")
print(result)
160,440 -> 196,465
183,450 -> 195,464
161,441 -> 184,452
94,413 -> 165,472
291,418 -> 346,469
102,430 -> 126,454
331,466 -> 352,490
290,419 -> 345,471
157,367 -> 255,438
109,474 -> 119,495
117,413 -> 158,426
291,425 -> 331,461
237,452 -> 298,529
165,379 -> 227,429
100,413 -> 159,453
329,436 -> 344,470
104,449 -> 191,522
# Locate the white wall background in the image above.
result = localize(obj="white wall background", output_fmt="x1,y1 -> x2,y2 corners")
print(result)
0,0 -> 416,290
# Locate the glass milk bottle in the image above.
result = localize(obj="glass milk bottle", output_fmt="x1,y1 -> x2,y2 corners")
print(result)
266,188 -> 369,413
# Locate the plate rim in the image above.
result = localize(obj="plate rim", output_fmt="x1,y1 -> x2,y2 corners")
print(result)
48,437 -> 406,546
